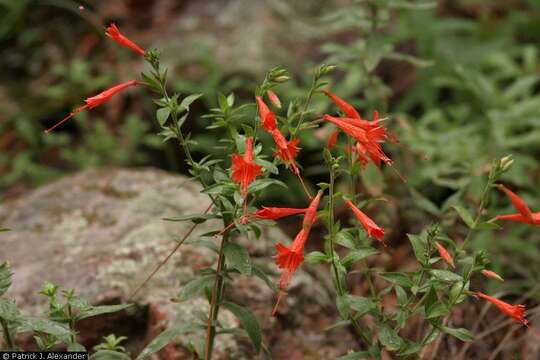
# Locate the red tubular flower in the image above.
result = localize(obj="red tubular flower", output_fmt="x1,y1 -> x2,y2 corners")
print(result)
302,191 -> 322,232
323,90 -> 362,120
327,130 -> 339,150
344,200 -> 385,243
267,90 -> 282,109
254,207 -> 307,220
257,97 -> 311,198
272,191 -> 322,315
475,292 -> 528,326
496,185 -> 540,226
105,24 -> 145,56
231,137 -> 263,203
481,270 -> 504,282
324,115 -> 369,142
45,80 -> 139,133
270,128 -> 300,173
256,96 -> 277,131
434,241 -> 455,268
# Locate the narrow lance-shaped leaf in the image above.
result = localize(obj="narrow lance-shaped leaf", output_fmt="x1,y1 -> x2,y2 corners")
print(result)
0,262 -> 13,296
452,206 -> 475,228
221,302 -> 262,353
77,304 -> 133,321
223,242 -> 252,275
136,325 -> 193,359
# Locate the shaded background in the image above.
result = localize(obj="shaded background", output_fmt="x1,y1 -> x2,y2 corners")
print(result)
1,0 -> 540,358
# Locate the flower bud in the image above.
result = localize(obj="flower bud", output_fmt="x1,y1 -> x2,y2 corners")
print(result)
274,75 -> 291,83
500,155 -> 514,172
267,90 -> 282,109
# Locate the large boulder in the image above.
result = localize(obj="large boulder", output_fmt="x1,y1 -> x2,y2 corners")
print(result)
0,168 -> 351,358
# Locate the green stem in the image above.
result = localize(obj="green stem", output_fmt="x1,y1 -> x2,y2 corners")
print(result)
328,164 -> 372,346
149,59 -> 227,359
292,78 -> 317,136
1,319 -> 14,350
204,232 -> 229,360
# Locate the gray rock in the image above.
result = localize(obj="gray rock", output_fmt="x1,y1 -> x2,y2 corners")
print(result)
0,168 -> 345,359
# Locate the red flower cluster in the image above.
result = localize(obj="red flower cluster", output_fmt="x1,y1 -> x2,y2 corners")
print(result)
323,91 -> 403,180
256,95 -> 311,198
46,24 -> 145,133
272,191 -> 322,315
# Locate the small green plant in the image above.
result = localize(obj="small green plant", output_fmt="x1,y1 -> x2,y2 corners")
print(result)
0,261 -> 131,352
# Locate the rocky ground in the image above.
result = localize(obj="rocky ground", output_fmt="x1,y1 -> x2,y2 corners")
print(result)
0,168 -> 354,359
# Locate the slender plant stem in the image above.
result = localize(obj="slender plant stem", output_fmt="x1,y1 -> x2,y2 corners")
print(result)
423,174 -> 495,359
292,78 -> 317,136
327,163 -> 372,346
204,232 -> 229,360
1,319 -> 14,350
129,203 -> 213,300
148,58 -> 229,360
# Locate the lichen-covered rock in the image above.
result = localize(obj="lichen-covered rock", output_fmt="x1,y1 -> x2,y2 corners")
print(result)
0,168 -> 349,359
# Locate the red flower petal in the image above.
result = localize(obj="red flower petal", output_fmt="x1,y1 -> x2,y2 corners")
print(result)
345,200 -> 385,243
435,241 -> 455,268
323,90 -> 362,119
105,24 -> 145,56
475,292 -> 528,326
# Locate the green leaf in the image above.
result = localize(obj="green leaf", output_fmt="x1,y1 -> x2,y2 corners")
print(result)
341,248 -> 378,268
176,275 -> 214,302
347,295 -> 373,317
335,230 -> 356,249
248,178 -> 287,193
304,251 -> 329,264
221,302 -> 262,353
430,269 -> 462,282
20,317 -> 73,343
162,213 -> 220,224
380,272 -> 414,288
90,350 -> 130,360
0,227 -> 10,232
223,242 -> 252,275
251,265 -> 278,292
180,94 -> 203,111
378,324 -> 404,351
0,298 -> 19,321
336,295 -> 351,319
408,187 -> 441,216
407,233 -> 427,265
336,351 -> 371,360
474,221 -> 501,230
426,303 -> 449,319
397,341 -> 423,356
136,325 -> 193,359
441,326 -> 474,342
395,286 -> 407,307
156,108 -> 170,126
452,206 -> 475,228
77,304 -> 132,321
67,343 -> 86,352
0,262 -> 13,296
